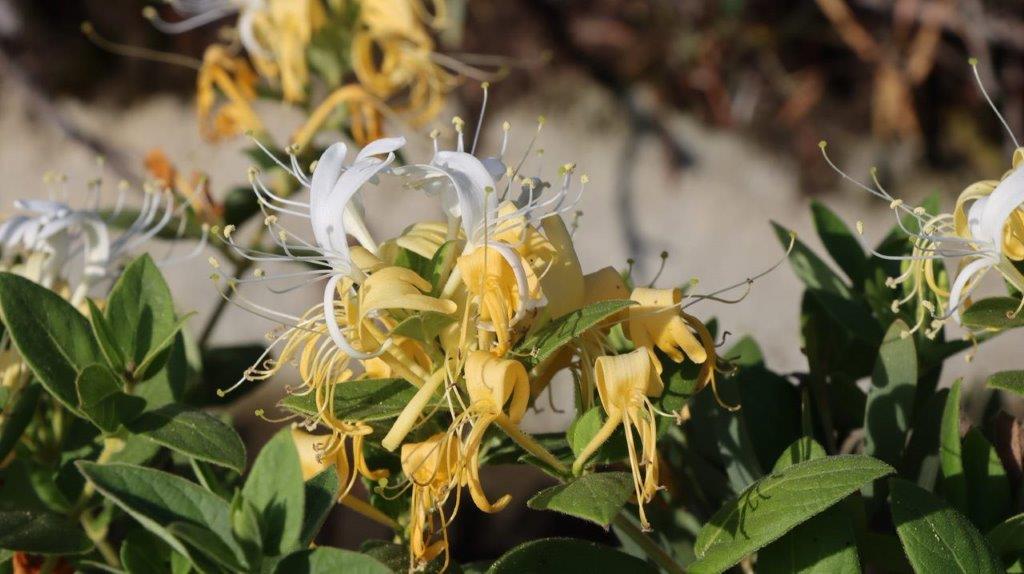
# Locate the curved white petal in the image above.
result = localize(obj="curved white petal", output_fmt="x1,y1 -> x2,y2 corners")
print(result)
948,257 -> 994,324
355,136 -> 406,163
309,143 -> 349,258
429,151 -> 498,243
979,166 -> 1024,254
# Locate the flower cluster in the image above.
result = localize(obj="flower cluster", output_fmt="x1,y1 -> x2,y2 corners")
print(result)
144,0 -> 469,145
824,61 -> 1024,343
217,109 -> 761,570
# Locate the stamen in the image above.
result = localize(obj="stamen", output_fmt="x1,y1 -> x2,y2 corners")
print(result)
81,21 -> 201,70
970,58 -> 1021,149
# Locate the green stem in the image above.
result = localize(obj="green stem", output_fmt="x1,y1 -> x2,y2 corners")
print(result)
495,415 -> 568,475
80,510 -> 120,568
611,513 -> 685,574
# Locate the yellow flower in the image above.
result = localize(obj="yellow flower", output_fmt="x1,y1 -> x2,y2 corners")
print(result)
349,266 -> 456,362
216,0 -> 324,104
628,287 -> 707,368
461,351 -> 529,513
0,349 -> 27,390
573,349 -> 663,530
291,425 -> 387,498
402,433 -> 460,570
457,244 -> 544,356
292,84 -> 387,149
196,45 -> 264,141
352,0 -> 453,126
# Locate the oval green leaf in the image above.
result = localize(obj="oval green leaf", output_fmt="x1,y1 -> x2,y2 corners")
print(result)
890,478 -> 1004,574
126,404 -> 246,473
691,455 -> 894,574
0,272 -> 101,413
527,472 -> 633,528
487,538 -> 657,574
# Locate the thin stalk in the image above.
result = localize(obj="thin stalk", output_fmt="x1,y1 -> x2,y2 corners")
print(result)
611,513 -> 685,574
494,415 -> 567,474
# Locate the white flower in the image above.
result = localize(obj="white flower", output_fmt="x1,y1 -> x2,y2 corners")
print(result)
0,181 -> 207,305
229,112 -> 587,361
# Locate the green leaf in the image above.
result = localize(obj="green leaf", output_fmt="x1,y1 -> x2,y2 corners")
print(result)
280,378 -> 438,422
771,438 -> 827,472
0,510 -> 91,554
988,513 -> 1024,558
120,530 -> 173,574
242,428 -> 304,556
487,538 -> 657,574
274,547 -> 391,574
729,340 -> 801,472
300,467 -> 341,547
76,364 -> 145,433
690,455 -> 894,574
187,343 -> 266,406
811,200 -> 868,287
772,222 -> 881,343
901,388 -> 948,491
167,521 -> 248,572
230,496 -> 263,567
987,371 -> 1024,397
566,407 -> 626,464
105,254 -> 178,372
0,384 -> 41,463
940,379 -> 967,515
426,240 -> 462,296
890,478 -> 1004,574
390,312 -> 456,344
962,428 -> 1012,531
863,320 -> 917,468
515,300 -> 635,368
527,473 -> 634,528
126,404 -> 246,473
77,461 -> 245,569
134,313 -> 193,382
960,297 -> 1024,330
772,222 -> 852,296
758,439 -> 861,574
0,272 -> 101,412
87,299 -> 126,373
655,350 -> 702,414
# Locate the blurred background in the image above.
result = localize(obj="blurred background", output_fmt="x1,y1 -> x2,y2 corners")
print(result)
1,0 -> 1023,563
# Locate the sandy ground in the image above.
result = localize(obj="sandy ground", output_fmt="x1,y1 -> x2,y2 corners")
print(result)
0,71 -> 1018,429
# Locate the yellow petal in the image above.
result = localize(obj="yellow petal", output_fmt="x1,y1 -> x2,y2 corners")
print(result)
538,216 -> 584,319
594,348 -> 664,417
465,351 -> 529,422
628,288 -> 707,365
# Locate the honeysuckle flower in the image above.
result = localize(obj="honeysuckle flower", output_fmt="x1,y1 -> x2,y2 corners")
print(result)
821,137 -> 1024,335
401,433 -> 460,570
572,348 -> 663,531
196,45 -> 264,141
0,180 -> 207,306
628,287 -> 708,369
459,351 -> 529,512
147,0 -> 324,103
291,425 -> 387,499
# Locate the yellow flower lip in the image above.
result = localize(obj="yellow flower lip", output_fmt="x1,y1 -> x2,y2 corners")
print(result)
628,287 -> 707,366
